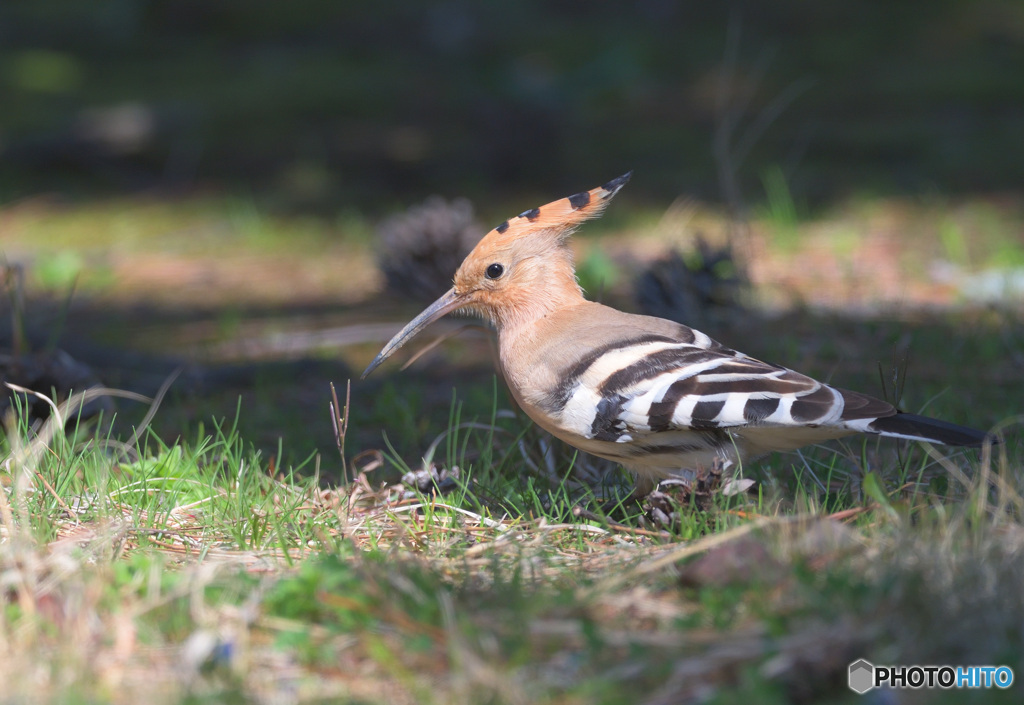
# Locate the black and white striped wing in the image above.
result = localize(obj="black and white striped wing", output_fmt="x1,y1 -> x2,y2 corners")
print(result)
554,336 -> 885,444
549,330 -> 989,452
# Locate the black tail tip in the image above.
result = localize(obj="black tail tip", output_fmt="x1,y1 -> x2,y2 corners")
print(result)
872,412 -> 996,447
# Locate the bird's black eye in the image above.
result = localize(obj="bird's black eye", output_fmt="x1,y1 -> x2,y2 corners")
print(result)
485,263 -> 504,279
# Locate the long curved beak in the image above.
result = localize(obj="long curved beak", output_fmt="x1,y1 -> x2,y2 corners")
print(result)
361,288 -> 464,378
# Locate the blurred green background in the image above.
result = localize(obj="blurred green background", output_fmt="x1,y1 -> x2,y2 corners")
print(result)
2,0 -> 1023,473
3,0 -> 1023,209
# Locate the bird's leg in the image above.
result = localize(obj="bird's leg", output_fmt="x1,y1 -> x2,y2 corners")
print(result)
626,475 -> 657,504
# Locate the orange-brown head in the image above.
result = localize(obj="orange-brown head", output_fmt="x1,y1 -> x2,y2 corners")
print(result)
362,172 -> 631,378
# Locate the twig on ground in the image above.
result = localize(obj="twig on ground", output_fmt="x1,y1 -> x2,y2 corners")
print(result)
329,380 -> 351,482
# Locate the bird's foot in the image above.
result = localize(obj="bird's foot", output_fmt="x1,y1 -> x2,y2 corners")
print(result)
640,459 -> 728,530
401,463 -> 461,498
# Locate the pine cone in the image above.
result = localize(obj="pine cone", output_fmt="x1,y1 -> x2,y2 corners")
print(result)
0,349 -> 113,424
376,196 -> 482,303
635,236 -> 745,326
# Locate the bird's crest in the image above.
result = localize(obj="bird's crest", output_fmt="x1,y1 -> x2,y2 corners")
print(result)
362,172 -> 634,376
478,171 -> 632,250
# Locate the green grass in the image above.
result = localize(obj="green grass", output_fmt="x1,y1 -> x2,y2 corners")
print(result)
7,195 -> 373,257
759,164 -> 803,251
2,377 -> 1022,703
2,187 -> 1024,702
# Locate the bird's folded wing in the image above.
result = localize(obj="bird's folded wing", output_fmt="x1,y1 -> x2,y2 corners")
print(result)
556,340 -> 893,443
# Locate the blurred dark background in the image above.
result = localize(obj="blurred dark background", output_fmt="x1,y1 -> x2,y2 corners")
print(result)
3,0 -> 1023,211
2,1 -> 1023,472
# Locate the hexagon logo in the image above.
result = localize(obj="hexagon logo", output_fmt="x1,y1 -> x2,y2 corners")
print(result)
848,659 -> 875,694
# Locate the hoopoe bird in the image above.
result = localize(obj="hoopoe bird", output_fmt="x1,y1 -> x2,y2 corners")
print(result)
363,173 -> 990,494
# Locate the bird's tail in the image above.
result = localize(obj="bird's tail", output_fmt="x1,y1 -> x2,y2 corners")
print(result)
868,412 -> 992,447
